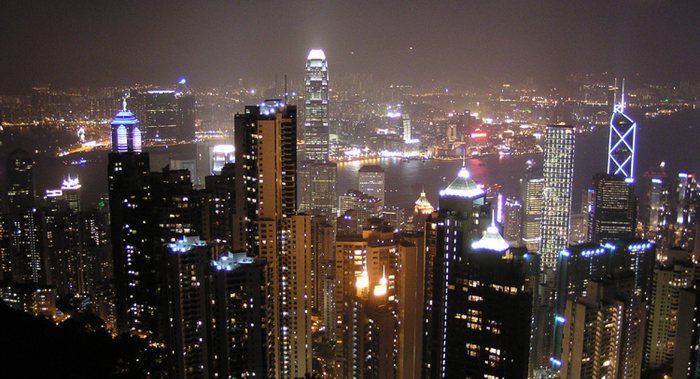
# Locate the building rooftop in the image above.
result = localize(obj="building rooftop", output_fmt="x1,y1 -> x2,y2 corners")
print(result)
307,48 -> 326,61
439,166 -> 484,199
471,217 -> 510,252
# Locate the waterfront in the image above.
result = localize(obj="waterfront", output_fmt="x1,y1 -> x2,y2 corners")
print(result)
7,109 -> 698,211
338,109 -> 700,211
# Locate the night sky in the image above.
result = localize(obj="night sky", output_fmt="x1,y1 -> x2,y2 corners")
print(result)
1,0 -> 698,91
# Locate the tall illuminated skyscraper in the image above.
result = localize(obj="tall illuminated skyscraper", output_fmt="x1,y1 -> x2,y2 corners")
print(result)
107,103 -> 158,335
6,149 -> 43,285
304,48 -> 329,162
422,165 -> 491,378
607,81 -> 637,179
234,100 -> 312,378
541,125 -> 575,270
299,49 -> 337,219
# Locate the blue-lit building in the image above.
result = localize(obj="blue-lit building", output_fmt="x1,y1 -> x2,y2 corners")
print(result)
552,239 -> 655,377
607,82 -> 637,179
107,104 -> 158,336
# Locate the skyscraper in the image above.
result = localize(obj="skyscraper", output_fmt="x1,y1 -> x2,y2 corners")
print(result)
233,100 -> 311,378
359,165 -> 385,206
164,237 -> 211,379
645,163 -> 671,242
107,103 -> 158,335
422,165 -> 493,378
521,163 -> 544,252
142,90 -> 179,144
299,49 -> 337,219
591,173 -> 637,243
503,197 -> 523,244
644,257 -> 699,372
304,48 -> 329,162
607,82 -> 637,179
541,124 -> 575,270
6,149 -> 43,285
209,252 -> 264,378
553,240 -> 655,377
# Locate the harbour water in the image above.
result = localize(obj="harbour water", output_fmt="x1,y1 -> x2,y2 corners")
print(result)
13,109 -> 700,211
338,109 -> 700,211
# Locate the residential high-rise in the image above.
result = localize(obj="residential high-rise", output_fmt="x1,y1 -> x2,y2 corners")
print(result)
202,163 -> 235,250
422,165 -> 492,378
560,278 -> 635,379
164,237 -> 211,379
541,124 -> 575,270
359,165 -> 385,206
644,257 -> 699,372
672,282 -> 700,378
591,173 -> 637,243
607,82 -> 637,179
304,48 -> 329,162
107,103 -> 158,335
553,240 -> 655,377
334,225 -> 400,378
233,100 -> 311,378
209,252 -> 264,378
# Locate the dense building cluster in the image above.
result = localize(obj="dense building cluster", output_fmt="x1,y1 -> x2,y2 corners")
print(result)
0,48 -> 699,379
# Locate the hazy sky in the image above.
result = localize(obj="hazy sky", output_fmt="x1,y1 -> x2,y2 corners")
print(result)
1,0 -> 698,91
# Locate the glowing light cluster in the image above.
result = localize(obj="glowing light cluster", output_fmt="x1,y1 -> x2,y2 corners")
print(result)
167,236 -> 206,254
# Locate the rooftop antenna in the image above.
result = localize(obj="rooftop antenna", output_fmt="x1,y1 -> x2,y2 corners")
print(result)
613,78 -> 618,112
284,74 -> 288,104
122,95 -> 127,112
621,78 -> 626,112
462,146 -> 467,167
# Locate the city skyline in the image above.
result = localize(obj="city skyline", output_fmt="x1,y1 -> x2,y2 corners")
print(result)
1,3 -> 699,378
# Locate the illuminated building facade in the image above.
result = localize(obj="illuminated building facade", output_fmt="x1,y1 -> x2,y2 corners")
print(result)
6,149 -> 43,285
359,165 -> 385,206
334,225 -> 401,378
209,252 -> 264,378
607,83 -> 637,179
107,105 -> 158,335
645,163 -> 671,242
304,48 -> 329,162
560,278 -> 630,379
541,124 -> 575,270
520,164 -> 544,252
674,172 -> 699,250
591,173 -> 637,243
298,161 -> 337,217
644,258 -> 699,372
233,100 -> 312,378
422,165 -> 492,378
553,240 -> 655,377
164,237 -> 211,379
202,163 -> 235,249
503,197 -> 523,244
672,282 -> 700,379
